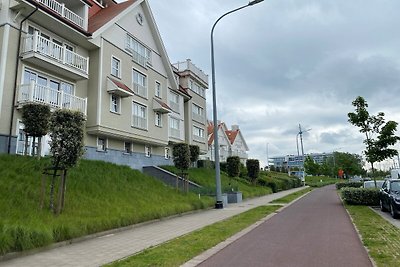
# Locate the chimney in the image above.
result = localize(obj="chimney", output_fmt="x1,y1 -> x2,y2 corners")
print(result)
232,125 -> 239,131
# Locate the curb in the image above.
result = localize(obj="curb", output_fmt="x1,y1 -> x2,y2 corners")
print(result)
180,189 -> 313,267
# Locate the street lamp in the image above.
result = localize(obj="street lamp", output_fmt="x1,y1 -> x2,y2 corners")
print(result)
211,0 -> 264,209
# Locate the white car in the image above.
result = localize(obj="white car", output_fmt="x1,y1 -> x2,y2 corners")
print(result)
363,180 -> 384,189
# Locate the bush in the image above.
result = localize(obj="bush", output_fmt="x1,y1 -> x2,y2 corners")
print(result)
220,162 -> 227,173
246,159 -> 260,184
189,145 -> 200,165
258,176 -> 301,193
341,187 -> 380,205
197,160 -> 215,169
239,163 -> 247,178
172,143 -> 190,172
336,182 -> 363,190
226,156 -> 240,177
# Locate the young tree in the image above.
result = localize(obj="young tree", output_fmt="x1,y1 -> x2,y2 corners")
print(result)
172,143 -> 190,191
189,145 -> 200,167
21,103 -> 51,158
348,96 -> 400,186
246,159 -> 260,184
226,156 -> 240,177
48,110 -> 85,213
304,156 -> 320,176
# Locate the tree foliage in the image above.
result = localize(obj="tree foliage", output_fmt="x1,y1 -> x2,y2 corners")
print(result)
246,159 -> 260,184
172,143 -> 190,172
226,156 -> 240,177
304,156 -> 319,176
49,110 -> 85,169
348,96 -> 400,174
189,145 -> 200,165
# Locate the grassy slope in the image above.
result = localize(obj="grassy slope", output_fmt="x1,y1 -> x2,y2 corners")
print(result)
305,175 -> 339,187
0,155 -> 214,255
161,166 -> 272,198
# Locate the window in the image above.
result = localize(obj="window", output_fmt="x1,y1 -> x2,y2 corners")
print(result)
126,34 -> 152,67
193,126 -> 205,142
145,145 -> 151,157
164,147 -> 170,159
124,142 -> 132,154
169,91 -> 179,113
110,94 -> 120,113
111,56 -> 121,78
155,81 -> 161,98
97,137 -> 107,151
189,80 -> 205,97
192,103 -> 204,122
155,112 -> 162,127
169,117 -> 180,138
132,69 -> 147,98
132,102 -> 147,129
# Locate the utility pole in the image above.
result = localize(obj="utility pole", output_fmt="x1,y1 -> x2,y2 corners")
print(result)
266,142 -> 269,170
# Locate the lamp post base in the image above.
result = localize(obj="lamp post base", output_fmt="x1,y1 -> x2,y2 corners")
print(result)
215,201 -> 223,209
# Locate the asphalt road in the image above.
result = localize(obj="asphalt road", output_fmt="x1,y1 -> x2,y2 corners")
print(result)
197,185 -> 373,267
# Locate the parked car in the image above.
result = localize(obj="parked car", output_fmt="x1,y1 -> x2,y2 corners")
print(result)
363,180 -> 384,189
379,179 -> 400,219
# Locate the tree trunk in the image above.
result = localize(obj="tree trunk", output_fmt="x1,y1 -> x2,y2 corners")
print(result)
371,161 -> 377,187
61,170 -> 67,211
24,133 -> 29,155
37,136 -> 42,159
49,160 -> 59,213
32,136 -> 36,156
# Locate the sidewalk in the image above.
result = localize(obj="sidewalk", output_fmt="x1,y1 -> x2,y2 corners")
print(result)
0,187 -> 306,267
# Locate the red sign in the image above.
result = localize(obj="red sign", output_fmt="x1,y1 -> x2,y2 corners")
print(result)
338,169 -> 344,178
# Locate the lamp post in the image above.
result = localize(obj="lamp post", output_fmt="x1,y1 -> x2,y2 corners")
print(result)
211,0 -> 264,209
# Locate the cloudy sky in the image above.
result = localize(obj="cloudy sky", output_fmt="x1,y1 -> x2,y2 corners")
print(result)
147,0 -> 400,169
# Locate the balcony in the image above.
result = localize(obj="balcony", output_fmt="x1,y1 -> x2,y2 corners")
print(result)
36,0 -> 86,29
21,32 -> 89,80
133,83 -> 147,98
17,82 -> 87,115
192,112 -> 205,123
193,134 -> 205,143
169,128 -> 181,139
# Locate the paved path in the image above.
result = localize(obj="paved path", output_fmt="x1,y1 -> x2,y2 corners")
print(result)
195,185 -> 373,267
0,187 -> 306,267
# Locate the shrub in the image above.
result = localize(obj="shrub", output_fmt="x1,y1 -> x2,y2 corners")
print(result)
336,182 -> 363,190
220,162 -> 227,173
246,159 -> 260,184
239,163 -> 247,178
189,145 -> 200,166
341,187 -> 380,205
226,156 -> 240,177
197,160 -> 215,169
172,143 -> 190,173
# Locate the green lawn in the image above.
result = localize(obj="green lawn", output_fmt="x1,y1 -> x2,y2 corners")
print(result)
305,175 -> 339,187
0,155 -> 214,255
345,205 -> 400,267
161,166 -> 273,198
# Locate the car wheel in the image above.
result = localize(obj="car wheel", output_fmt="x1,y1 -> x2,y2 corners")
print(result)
380,200 -> 387,212
390,204 -> 399,219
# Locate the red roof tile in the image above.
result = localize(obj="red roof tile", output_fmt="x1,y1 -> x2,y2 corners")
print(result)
154,98 -> 172,112
88,0 -> 138,33
108,77 -> 134,94
226,130 -> 239,145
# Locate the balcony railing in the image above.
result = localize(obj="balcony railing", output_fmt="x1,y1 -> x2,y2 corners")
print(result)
170,128 -> 181,139
37,0 -> 84,28
18,82 -> 87,115
192,112 -> 204,123
22,32 -> 89,75
193,134 -> 205,143
133,83 -> 147,98
169,101 -> 179,113
132,116 -> 147,130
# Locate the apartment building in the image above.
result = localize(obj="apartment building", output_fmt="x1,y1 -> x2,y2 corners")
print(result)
203,121 -> 249,164
0,0 -> 208,170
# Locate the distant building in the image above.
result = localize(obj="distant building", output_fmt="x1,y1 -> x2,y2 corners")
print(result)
202,121 -> 249,164
270,152 -> 333,171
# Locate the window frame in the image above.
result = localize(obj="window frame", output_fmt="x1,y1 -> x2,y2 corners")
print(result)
124,142 -> 132,154
155,112 -> 162,127
110,94 -> 121,114
132,101 -> 148,130
97,137 -> 107,152
111,56 -> 121,78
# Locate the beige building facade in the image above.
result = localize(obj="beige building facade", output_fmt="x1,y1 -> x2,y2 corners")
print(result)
0,0 -> 208,170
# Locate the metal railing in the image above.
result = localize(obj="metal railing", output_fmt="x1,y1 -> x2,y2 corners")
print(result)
37,0 -> 84,28
192,112 -> 204,123
132,116 -> 147,129
133,83 -> 147,98
169,101 -> 179,113
18,82 -> 87,115
193,134 -> 205,142
22,32 -> 89,75
170,128 -> 181,139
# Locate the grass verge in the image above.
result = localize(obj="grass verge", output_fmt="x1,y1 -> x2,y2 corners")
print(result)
270,187 -> 313,204
345,205 -> 400,267
106,205 -> 281,267
305,176 -> 339,187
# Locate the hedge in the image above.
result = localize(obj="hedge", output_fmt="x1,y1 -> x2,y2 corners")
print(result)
258,176 -> 301,193
336,182 -> 363,190
197,160 -> 215,169
341,187 -> 380,206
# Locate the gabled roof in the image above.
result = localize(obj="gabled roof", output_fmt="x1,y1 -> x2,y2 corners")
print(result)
226,130 -> 239,145
88,0 -> 137,33
207,121 -> 230,146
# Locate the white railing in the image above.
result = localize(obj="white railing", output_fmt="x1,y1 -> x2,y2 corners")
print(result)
132,116 -> 147,129
193,134 -> 204,143
192,112 -> 204,123
37,0 -> 84,28
173,60 -> 209,84
18,82 -> 87,115
22,32 -> 89,75
170,128 -> 181,139
133,83 -> 147,98
131,50 -> 147,67
169,101 -> 179,113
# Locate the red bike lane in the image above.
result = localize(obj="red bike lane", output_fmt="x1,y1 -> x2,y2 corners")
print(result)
197,185 -> 373,267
